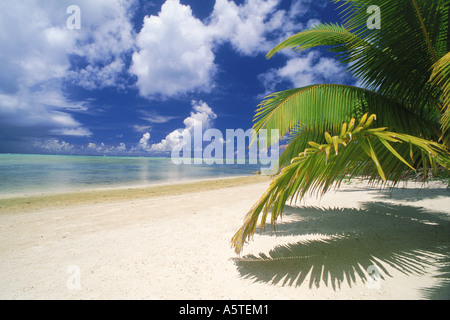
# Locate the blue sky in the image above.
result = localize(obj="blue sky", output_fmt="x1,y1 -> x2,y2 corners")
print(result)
0,0 -> 355,156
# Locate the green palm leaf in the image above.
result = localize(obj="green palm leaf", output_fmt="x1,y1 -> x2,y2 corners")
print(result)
255,84 -> 438,150
266,23 -> 360,59
232,115 -> 449,253
335,0 -> 447,109
430,51 -> 450,139
266,1 -> 447,117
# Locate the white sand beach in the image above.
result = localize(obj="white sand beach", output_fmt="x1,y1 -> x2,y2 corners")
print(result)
0,176 -> 449,300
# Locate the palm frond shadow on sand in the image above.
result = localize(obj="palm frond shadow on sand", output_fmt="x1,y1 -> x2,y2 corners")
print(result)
232,201 -> 450,298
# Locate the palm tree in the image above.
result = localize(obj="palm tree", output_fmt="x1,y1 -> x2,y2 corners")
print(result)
232,0 -> 450,254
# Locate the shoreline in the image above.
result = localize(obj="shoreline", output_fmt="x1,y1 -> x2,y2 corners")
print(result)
0,175 -> 271,214
0,173 -> 263,199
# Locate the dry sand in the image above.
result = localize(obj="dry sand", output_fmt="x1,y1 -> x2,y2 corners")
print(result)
0,176 -> 449,300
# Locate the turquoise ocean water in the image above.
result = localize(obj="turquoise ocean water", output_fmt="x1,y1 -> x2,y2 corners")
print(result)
0,154 -> 262,196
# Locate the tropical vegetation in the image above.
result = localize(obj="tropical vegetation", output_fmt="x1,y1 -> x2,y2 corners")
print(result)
232,0 -> 450,254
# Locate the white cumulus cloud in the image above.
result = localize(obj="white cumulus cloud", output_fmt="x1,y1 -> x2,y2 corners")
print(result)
147,101 -> 217,153
138,132 -> 152,151
258,51 -> 354,96
86,142 -> 128,154
0,0 -> 136,149
208,0 -> 283,55
130,0 -> 321,99
130,0 -> 216,99
33,139 -> 75,154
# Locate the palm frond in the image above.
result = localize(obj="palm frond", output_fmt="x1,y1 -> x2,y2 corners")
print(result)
266,23 -> 359,59
232,114 -> 449,253
334,0 -> 448,112
254,84 -> 438,149
278,126 -> 325,169
430,51 -> 450,140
